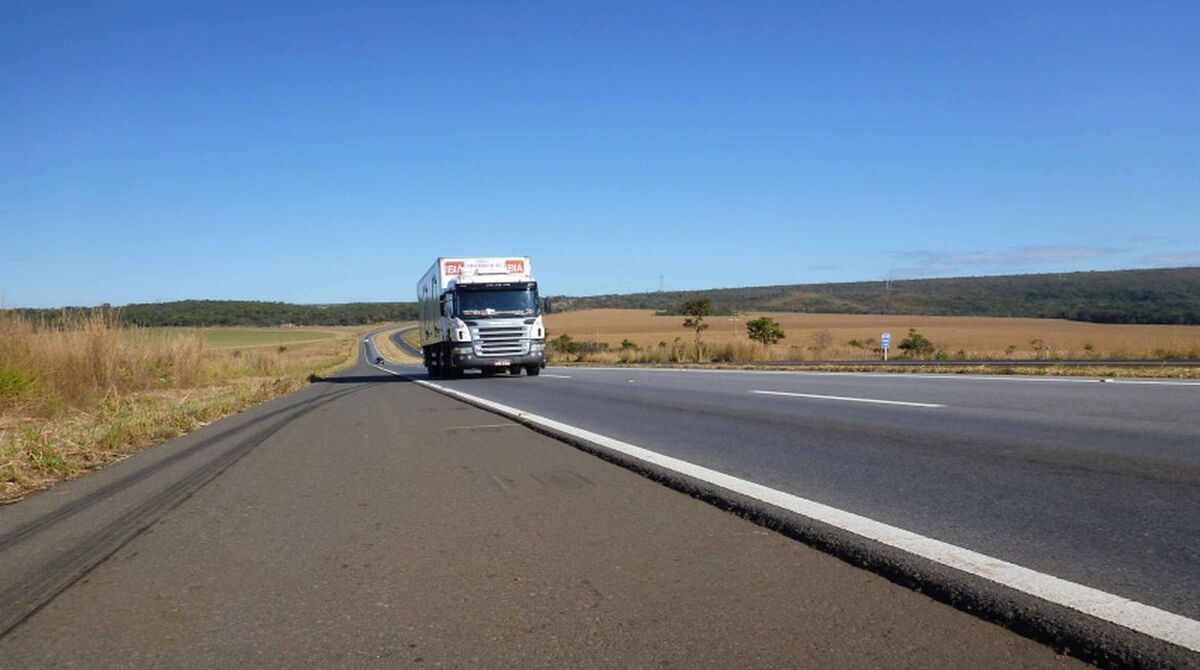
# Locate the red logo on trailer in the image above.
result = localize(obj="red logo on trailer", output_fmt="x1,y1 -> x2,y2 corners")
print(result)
444,260 -> 464,275
505,259 -> 525,274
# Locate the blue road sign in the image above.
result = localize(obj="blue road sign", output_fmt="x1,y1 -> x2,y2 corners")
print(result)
881,332 -> 892,350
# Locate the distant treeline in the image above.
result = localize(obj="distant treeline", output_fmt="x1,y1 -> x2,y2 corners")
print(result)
549,267 -> 1200,325
11,266 -> 1200,327
8,300 -> 419,327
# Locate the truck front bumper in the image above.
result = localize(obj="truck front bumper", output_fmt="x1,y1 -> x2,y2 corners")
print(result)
451,351 -> 545,369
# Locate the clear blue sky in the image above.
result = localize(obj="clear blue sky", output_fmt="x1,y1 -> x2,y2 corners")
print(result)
4,2 -> 1198,307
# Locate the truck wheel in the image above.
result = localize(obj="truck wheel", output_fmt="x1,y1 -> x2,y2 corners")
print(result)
441,347 -> 458,379
431,346 -> 447,379
422,347 -> 435,378
525,365 -> 540,377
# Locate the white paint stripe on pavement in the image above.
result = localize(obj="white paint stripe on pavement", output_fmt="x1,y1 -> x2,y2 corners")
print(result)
540,374 -> 573,379
751,389 -> 946,408
367,361 -> 1200,653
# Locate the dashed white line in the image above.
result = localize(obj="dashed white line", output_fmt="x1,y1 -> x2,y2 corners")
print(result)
751,389 -> 946,408
540,374 -> 572,379
386,367 -> 1200,654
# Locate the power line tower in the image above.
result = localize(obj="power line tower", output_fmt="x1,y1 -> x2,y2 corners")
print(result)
658,274 -> 664,292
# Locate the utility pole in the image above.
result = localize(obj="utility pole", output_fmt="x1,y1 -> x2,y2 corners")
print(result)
658,274 -> 664,292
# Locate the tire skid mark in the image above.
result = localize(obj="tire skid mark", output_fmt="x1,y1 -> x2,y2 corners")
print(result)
0,386 -> 362,554
0,383 -> 369,639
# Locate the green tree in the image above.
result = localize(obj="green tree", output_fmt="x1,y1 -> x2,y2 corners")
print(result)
897,328 -> 935,359
680,299 -> 712,361
746,317 -> 786,355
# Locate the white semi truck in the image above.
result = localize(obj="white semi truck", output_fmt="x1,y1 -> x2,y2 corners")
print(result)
417,257 -> 546,378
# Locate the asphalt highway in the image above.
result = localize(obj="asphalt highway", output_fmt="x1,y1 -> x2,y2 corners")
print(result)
385,333 -> 1200,626
0,341 -> 1088,668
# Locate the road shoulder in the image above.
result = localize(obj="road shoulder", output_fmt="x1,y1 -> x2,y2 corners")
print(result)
1,361 -> 1083,668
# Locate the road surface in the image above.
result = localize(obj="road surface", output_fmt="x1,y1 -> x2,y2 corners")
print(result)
388,329 -> 1200,664
0,340 -> 1089,668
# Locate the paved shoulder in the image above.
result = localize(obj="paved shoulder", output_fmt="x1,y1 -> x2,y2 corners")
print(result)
1,365 -> 1080,668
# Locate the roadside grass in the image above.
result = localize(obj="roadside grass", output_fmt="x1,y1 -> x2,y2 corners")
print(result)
0,313 -> 381,502
401,328 -> 422,352
371,325 -> 420,362
545,309 -> 1200,363
203,327 -> 339,348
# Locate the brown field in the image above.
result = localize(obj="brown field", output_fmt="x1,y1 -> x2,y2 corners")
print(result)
544,309 -> 1200,361
371,324 -> 420,362
0,314 -> 386,502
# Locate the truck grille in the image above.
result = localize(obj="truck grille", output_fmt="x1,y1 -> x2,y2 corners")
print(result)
476,326 -> 527,356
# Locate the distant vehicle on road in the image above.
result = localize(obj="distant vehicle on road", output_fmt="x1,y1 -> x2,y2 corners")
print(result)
417,257 -> 546,378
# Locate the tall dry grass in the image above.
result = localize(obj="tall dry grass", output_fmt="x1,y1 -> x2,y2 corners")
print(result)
1,312 -> 220,416
0,311 -> 364,501
550,339 -> 768,366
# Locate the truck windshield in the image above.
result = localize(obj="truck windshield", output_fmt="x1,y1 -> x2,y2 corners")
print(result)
455,285 -> 540,318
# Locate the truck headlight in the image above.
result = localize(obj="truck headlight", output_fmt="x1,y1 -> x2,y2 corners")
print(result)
454,344 -> 474,353
530,341 -> 545,352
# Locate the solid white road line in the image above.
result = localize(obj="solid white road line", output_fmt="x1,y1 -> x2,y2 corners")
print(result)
751,389 -> 946,408
540,374 -> 573,379
368,360 -> 1200,653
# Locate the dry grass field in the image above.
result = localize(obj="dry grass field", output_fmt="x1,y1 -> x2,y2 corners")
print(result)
202,327 -> 341,348
0,314 -> 381,502
371,324 -> 420,362
545,309 -> 1200,362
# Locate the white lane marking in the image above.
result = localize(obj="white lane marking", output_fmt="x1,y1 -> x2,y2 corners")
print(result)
381,363 -> 1200,653
751,389 -> 945,408
552,366 -> 1200,386
369,362 -> 403,377
540,374 -> 572,379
